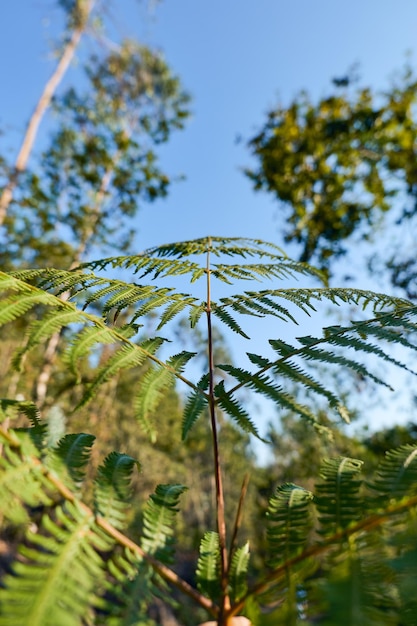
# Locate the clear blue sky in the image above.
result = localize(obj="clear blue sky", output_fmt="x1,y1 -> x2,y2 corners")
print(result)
2,1 -> 417,251
1,1 -> 417,440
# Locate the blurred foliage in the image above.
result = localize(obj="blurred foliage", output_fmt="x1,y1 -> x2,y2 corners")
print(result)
246,66 -> 417,296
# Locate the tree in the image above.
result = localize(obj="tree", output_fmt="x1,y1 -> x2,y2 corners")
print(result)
245,66 -> 417,295
1,236 -> 417,625
0,11 -> 190,407
0,0 -> 94,222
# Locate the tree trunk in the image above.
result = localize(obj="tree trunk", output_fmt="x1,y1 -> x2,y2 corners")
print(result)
0,1 -> 93,223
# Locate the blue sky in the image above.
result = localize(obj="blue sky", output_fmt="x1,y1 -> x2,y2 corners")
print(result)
1,1 -> 417,440
2,1 -> 417,252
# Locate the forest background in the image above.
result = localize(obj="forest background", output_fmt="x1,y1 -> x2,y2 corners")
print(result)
2,2 -> 417,625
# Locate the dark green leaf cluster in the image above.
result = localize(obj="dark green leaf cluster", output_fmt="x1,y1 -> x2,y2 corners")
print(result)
0,403 -> 185,626
245,67 -> 417,270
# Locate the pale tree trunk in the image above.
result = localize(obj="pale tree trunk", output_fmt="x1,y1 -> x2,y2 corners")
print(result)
0,1 -> 93,224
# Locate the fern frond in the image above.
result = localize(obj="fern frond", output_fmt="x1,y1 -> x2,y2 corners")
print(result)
135,351 -> 196,441
323,329 -> 416,375
77,336 -> 166,410
136,236 -> 287,260
0,429 -> 53,524
189,302 -> 206,327
64,325 -> 131,379
316,457 -> 364,535
212,259 -> 323,283
212,304 -> 250,338
156,296 -> 199,329
217,365 -> 329,435
94,452 -> 139,531
299,344 -> 392,389
0,398 -> 41,427
219,293 -> 297,323
0,500 -> 110,626
196,531 -> 221,602
96,554 -> 155,625
0,277 -> 62,326
83,252 -> 203,280
369,445 -> 417,503
141,483 -> 187,564
214,380 -> 262,439
46,433 -> 95,490
182,373 -> 210,440
266,483 -> 313,567
229,542 -> 250,602
272,360 -> 345,415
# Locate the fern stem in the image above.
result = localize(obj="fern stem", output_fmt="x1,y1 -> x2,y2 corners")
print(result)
205,238 -> 231,621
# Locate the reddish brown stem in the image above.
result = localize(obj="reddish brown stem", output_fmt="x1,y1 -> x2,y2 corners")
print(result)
205,239 -> 231,624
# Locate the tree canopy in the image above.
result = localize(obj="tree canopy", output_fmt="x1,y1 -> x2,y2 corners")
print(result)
245,67 -> 417,296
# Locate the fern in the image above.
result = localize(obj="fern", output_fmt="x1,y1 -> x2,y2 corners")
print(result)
266,483 -> 313,567
182,372 -> 210,440
46,433 -> 95,490
140,483 -> 187,564
0,500 -> 111,626
94,452 -> 139,530
196,531 -> 221,602
135,351 -> 196,441
316,457 -> 364,535
0,430 -> 52,525
3,237 -> 417,625
228,542 -> 250,603
214,380 -> 262,439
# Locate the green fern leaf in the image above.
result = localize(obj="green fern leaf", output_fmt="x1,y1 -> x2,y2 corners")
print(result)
272,360 -> 345,414
0,398 -> 41,427
0,501 -> 110,626
217,364 -> 328,434
156,295 -> 197,329
229,542 -> 250,602
324,330 -> 415,375
0,277 -> 62,326
0,430 -> 53,524
77,336 -> 165,410
141,483 -> 187,564
135,351 -> 196,441
182,373 -> 210,440
94,452 -> 139,530
369,445 -> 417,503
316,457 -> 364,535
214,380 -> 262,439
64,325 -> 128,379
46,433 -> 95,490
97,557 -> 155,625
266,483 -> 313,567
196,531 -> 221,602
189,303 -> 206,327
246,352 -> 272,368
212,304 -> 250,338
11,308 -> 82,370
300,345 -> 393,389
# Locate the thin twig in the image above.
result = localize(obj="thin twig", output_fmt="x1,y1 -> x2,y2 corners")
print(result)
229,473 -> 250,564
